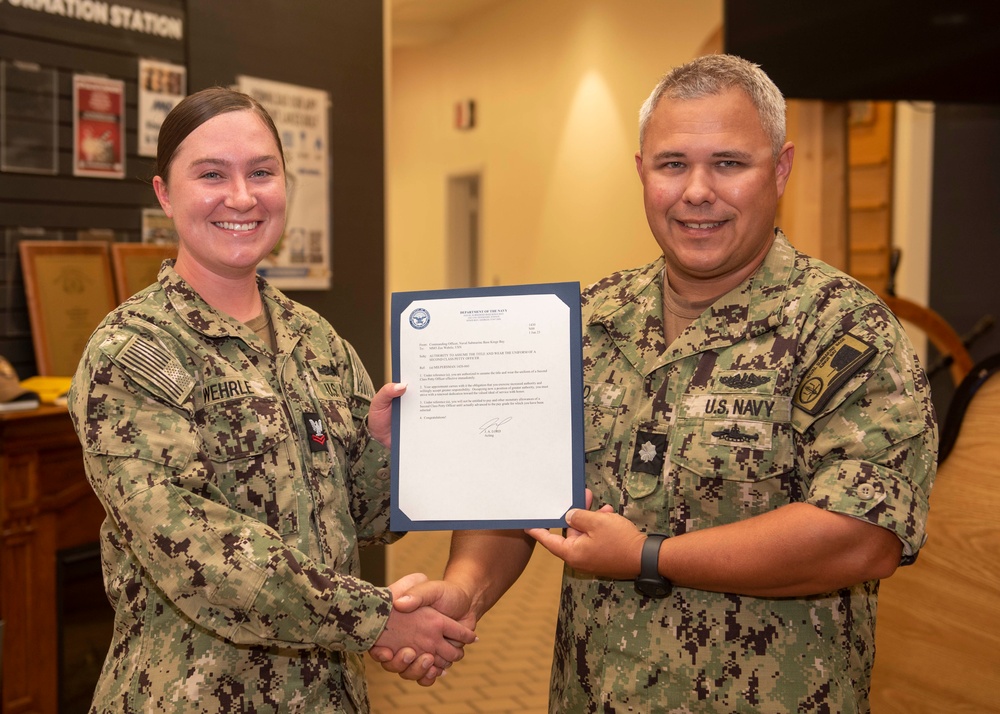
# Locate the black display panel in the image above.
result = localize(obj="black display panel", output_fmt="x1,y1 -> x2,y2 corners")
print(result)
724,0 -> 1000,104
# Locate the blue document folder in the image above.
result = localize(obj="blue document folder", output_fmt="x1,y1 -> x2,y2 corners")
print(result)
390,281 -> 585,531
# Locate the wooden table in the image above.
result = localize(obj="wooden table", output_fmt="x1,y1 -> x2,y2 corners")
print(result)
0,406 -> 106,714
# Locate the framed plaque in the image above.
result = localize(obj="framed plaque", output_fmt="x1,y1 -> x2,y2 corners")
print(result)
19,241 -> 117,376
110,242 -> 176,302
1,60 -> 58,174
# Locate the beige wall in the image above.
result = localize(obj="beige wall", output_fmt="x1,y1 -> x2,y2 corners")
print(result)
385,0 -> 932,365
387,0 -> 723,299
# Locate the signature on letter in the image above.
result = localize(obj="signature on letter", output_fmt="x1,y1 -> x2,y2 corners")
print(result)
479,417 -> 512,436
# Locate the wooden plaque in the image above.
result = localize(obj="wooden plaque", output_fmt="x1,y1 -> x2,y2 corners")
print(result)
18,241 -> 117,376
110,242 -> 177,303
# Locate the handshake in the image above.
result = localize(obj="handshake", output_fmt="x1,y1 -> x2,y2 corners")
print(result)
368,572 -> 477,686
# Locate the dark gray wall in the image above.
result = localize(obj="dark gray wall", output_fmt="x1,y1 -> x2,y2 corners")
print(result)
0,0 -> 186,376
927,103 -> 1000,418
0,0 -> 385,386
0,0 -> 387,582
186,1 -> 386,386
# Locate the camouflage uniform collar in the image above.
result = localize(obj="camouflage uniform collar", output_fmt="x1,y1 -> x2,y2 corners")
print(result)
748,228 -> 797,312
586,257 -> 670,376
157,260 -> 310,343
716,228 -> 795,338
588,230 -> 793,376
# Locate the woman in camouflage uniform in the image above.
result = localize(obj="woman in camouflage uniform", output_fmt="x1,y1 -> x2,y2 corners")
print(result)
69,88 -> 474,714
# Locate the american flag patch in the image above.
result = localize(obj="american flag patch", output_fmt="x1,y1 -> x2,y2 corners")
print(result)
117,334 -> 194,403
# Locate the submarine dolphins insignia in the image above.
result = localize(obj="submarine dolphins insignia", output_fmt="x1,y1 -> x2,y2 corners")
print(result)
719,373 -> 771,389
711,424 -> 759,443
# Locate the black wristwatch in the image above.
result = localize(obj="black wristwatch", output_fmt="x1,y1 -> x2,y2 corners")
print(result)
634,533 -> 671,598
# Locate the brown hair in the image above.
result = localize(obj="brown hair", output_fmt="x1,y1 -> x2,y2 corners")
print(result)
155,87 -> 285,182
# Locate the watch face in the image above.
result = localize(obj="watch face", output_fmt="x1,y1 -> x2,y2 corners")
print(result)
636,533 -> 671,598
635,577 -> 671,598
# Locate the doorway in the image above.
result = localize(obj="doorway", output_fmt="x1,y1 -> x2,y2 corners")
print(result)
446,174 -> 480,288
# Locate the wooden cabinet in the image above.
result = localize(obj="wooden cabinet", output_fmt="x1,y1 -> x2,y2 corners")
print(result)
0,407 -> 106,714
777,99 -> 897,292
847,101 -> 896,294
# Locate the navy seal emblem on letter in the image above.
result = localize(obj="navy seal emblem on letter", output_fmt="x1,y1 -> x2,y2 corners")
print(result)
409,308 -> 430,329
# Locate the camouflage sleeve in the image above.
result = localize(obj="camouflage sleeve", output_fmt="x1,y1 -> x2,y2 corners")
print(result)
350,419 -> 399,545
338,337 -> 400,546
792,303 -> 938,561
72,327 -> 394,653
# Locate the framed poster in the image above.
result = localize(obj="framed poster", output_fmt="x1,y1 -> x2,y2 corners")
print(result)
0,60 -> 58,174
141,207 -> 178,244
237,75 -> 330,290
18,241 -> 117,376
73,74 -> 125,179
110,242 -> 176,302
138,58 -> 186,158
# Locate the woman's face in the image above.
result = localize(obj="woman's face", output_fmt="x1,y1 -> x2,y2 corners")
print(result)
153,110 -> 286,281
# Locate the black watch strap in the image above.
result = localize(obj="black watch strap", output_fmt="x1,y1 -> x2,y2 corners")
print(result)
634,533 -> 671,598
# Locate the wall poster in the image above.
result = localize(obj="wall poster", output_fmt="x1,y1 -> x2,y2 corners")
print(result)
73,74 -> 125,179
138,58 -> 186,158
237,75 -> 331,290
142,207 -> 178,244
0,60 -> 58,175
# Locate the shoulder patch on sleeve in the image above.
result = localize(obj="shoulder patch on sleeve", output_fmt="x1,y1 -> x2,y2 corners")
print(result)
345,341 -> 376,402
116,333 -> 195,404
794,332 -> 878,415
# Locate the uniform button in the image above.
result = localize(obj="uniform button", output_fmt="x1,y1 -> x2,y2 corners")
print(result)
857,483 -> 875,500
376,467 -> 390,480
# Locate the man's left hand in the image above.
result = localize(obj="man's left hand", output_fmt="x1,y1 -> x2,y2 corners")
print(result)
526,505 -> 646,579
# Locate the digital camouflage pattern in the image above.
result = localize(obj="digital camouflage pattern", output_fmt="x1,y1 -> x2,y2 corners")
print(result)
69,262 -> 396,713
550,232 -> 937,713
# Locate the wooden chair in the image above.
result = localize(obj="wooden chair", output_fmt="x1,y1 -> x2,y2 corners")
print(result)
870,353 -> 1000,713
879,293 -> 974,387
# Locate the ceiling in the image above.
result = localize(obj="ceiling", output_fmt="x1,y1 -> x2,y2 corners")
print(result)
390,0 -> 509,48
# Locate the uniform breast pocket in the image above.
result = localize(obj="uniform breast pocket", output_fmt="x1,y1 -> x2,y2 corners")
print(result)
673,417 -> 795,481
197,395 -> 297,535
584,403 -> 618,454
672,418 -> 797,517
583,403 -> 629,502
317,395 -> 356,460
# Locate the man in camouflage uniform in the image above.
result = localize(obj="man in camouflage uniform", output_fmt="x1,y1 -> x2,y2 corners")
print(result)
379,55 -> 937,712
535,225 -> 936,712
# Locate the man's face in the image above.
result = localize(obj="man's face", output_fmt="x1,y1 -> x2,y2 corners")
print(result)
635,87 -> 793,295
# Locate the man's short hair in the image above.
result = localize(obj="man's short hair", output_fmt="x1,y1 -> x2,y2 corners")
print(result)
638,54 -> 786,159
